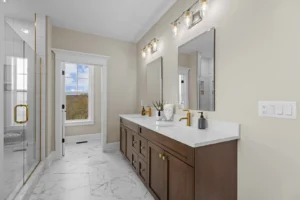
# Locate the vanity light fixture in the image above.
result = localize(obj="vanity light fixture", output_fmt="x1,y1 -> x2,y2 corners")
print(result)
170,0 -> 208,35
201,0 -> 208,16
21,28 -> 29,34
152,38 -> 158,52
185,11 -> 192,27
141,38 -> 159,58
147,44 -> 152,54
141,48 -> 146,58
172,22 -> 179,36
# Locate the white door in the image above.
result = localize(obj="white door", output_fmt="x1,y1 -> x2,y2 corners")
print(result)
61,64 -> 66,156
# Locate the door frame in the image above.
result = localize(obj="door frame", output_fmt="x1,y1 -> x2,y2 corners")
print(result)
0,12 -> 5,199
178,66 -> 190,109
52,48 -> 109,159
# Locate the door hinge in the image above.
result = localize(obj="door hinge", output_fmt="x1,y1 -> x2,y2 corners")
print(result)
62,138 -> 65,143
62,70 -> 65,75
62,104 -> 65,109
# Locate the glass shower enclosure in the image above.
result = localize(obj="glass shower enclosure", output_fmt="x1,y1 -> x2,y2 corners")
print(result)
3,21 -> 41,199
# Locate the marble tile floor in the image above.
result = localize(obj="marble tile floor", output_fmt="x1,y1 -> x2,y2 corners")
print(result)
28,141 -> 154,200
4,142 -> 39,200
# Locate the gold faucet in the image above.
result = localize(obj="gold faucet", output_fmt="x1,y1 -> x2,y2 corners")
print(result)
179,109 -> 191,126
145,106 -> 152,117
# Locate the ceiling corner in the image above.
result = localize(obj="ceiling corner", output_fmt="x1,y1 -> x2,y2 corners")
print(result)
133,0 -> 177,43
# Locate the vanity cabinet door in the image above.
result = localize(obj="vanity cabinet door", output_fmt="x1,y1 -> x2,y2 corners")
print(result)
126,129 -> 132,162
165,152 -> 194,200
138,157 -> 148,185
131,151 -> 139,172
148,142 -> 167,200
139,136 -> 148,160
120,126 -> 127,155
132,132 -> 139,153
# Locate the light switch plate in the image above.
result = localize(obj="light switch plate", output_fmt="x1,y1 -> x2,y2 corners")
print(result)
259,101 -> 297,119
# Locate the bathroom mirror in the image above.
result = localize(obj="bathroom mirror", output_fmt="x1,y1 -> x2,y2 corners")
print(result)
146,57 -> 163,105
178,28 -> 215,111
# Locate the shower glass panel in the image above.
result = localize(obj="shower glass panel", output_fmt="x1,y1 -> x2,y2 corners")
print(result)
3,21 -> 41,199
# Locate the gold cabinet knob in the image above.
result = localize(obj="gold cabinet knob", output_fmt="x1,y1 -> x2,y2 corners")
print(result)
141,146 -> 145,150
140,168 -> 145,172
162,155 -> 166,161
159,153 -> 162,158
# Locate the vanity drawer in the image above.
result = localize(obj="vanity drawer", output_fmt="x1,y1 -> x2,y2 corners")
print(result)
131,151 -> 139,172
139,136 -> 148,161
120,118 -> 139,133
140,127 -> 195,166
138,157 -> 148,184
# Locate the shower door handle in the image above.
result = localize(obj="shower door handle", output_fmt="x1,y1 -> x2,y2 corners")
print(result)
14,104 -> 29,124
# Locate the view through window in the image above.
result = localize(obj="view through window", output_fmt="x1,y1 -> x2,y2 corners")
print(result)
65,63 -> 91,121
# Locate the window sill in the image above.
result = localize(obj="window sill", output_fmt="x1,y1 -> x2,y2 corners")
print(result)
65,120 -> 94,127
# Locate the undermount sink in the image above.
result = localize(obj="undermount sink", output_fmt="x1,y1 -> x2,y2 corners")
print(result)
129,115 -> 147,118
155,121 -> 174,127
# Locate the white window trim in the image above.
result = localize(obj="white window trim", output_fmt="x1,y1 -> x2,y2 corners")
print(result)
53,48 -> 110,159
64,65 -> 95,126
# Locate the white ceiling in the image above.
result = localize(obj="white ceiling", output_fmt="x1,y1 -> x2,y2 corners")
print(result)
2,0 -> 177,42
179,28 -> 215,57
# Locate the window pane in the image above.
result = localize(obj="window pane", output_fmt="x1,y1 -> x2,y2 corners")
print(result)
66,94 -> 89,120
65,77 -> 77,94
16,58 -> 28,74
78,65 -> 89,78
78,78 -> 89,93
17,74 -> 27,90
17,91 -> 27,105
65,63 -> 77,78
16,106 -> 26,122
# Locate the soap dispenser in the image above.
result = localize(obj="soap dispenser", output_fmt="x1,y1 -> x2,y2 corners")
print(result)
198,112 -> 206,129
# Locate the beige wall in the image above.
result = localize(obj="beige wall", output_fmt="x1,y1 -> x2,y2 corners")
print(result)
137,0 -> 300,199
52,27 -> 137,143
65,66 -> 101,136
46,17 -> 55,156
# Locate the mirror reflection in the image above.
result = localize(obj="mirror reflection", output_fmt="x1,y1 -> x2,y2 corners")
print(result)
178,28 -> 215,111
146,57 -> 163,105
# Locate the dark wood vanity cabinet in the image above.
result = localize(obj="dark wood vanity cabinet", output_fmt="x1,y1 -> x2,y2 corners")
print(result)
120,117 -> 237,200
120,126 -> 126,155
148,142 -> 167,200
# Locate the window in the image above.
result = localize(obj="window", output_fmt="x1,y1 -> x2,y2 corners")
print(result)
64,63 -> 94,126
10,57 -> 28,125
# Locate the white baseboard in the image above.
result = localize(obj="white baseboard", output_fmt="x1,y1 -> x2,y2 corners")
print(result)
45,151 -> 59,168
103,142 -> 120,152
66,133 -> 101,144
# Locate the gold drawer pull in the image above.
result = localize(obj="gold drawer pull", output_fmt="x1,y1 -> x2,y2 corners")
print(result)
162,155 -> 166,161
159,153 -> 162,159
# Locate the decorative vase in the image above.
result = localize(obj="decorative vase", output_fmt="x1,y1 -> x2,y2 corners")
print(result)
164,104 -> 174,121
156,110 -> 163,121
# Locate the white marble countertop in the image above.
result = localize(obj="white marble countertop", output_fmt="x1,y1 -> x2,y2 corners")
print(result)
119,114 -> 240,148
